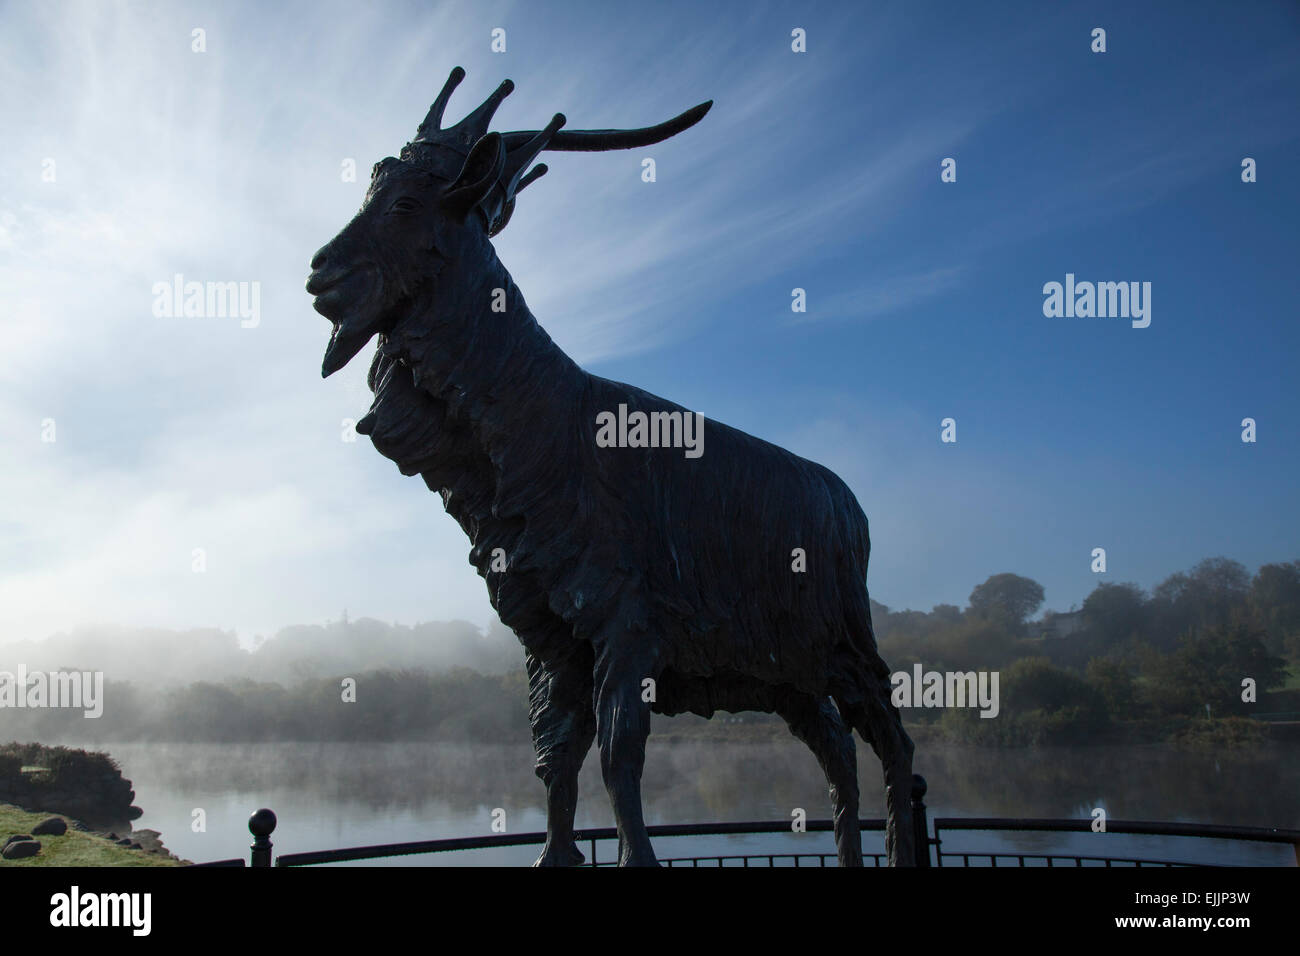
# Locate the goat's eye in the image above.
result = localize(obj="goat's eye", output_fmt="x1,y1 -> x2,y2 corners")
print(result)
388,197 -> 419,215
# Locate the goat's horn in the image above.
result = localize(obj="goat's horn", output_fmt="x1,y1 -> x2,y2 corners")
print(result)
500,101 -> 712,153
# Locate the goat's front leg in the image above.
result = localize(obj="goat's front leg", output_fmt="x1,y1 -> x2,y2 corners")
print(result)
526,646 -> 595,867
592,625 -> 659,867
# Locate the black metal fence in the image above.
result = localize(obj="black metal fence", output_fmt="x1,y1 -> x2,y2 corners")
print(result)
192,775 -> 1300,868
929,816 -> 1300,867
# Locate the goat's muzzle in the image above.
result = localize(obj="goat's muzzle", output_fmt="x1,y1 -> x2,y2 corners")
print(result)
309,266 -> 388,378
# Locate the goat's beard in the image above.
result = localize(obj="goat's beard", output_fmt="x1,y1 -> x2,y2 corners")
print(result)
354,344 -> 447,477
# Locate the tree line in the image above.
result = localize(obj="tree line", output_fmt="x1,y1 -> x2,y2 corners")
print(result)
4,555 -> 1296,747
872,557 -> 1297,744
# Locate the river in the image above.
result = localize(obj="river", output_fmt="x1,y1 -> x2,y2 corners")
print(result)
45,737 -> 1299,866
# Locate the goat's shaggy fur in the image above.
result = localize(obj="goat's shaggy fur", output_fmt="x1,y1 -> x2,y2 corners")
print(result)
309,73 -> 915,865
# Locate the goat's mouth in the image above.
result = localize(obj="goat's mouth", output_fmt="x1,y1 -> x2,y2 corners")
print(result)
308,266 -> 396,377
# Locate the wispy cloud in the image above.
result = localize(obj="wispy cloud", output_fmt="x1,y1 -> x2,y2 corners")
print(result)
1,0 -> 1295,646
788,266 -> 967,325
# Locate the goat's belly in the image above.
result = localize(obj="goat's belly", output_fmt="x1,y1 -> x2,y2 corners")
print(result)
652,668 -> 788,718
654,617 -> 843,699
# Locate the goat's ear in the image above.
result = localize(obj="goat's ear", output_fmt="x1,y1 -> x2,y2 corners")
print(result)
444,132 -> 505,220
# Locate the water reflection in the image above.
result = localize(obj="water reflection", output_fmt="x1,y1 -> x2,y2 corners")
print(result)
49,735 -> 1297,866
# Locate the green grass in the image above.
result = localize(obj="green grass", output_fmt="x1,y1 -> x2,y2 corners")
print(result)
0,804 -> 185,867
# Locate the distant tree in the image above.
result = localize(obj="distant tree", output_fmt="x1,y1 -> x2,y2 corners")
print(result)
1151,571 -> 1189,604
1004,657 -> 1103,714
1145,621 -> 1287,716
1190,556 -> 1252,593
1149,557 -> 1252,649
1085,657 -> 1137,716
869,599 -> 892,639
1188,557 -> 1252,626
994,656 -> 1109,741
969,573 -> 1045,633
889,609 -> 932,635
880,613 -> 1025,674
930,604 -> 963,625
1080,582 -> 1147,645
1250,560 -> 1300,657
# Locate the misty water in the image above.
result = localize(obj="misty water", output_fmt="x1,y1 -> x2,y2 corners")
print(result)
46,734 -> 1298,866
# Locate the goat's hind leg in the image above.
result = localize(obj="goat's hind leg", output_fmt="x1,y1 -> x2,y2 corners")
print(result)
775,690 -> 862,867
837,672 -> 917,867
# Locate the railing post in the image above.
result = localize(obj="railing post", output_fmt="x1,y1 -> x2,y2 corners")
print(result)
911,774 -> 930,868
249,808 -> 277,867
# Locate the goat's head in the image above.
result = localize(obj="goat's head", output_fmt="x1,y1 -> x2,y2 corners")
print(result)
308,67 -> 712,378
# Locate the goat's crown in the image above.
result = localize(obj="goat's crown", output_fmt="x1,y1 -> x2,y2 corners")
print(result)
398,67 -> 712,236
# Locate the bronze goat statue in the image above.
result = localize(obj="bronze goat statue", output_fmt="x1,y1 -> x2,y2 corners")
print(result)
307,68 -> 915,866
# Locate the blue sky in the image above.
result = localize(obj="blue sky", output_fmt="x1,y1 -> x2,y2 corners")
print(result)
0,0 -> 1297,645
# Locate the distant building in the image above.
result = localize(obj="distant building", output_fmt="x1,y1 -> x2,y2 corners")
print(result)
1040,610 -> 1086,640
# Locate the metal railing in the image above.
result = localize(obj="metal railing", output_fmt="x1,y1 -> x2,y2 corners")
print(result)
930,817 -> 1300,867
191,775 -> 1300,868
275,819 -> 892,868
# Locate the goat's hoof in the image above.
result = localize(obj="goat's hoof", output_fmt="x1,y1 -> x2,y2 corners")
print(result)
533,842 -> 586,867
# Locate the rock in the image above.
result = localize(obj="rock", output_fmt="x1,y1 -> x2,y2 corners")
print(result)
31,817 -> 68,837
2,839 -> 41,859
115,838 -> 133,846
0,745 -> 143,826
4,834 -> 33,849
129,842 -> 143,850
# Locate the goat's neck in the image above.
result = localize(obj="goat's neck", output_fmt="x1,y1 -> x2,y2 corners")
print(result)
391,246 -> 584,453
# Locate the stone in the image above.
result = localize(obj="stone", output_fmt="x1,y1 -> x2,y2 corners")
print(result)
31,817 -> 68,836
2,839 -> 41,859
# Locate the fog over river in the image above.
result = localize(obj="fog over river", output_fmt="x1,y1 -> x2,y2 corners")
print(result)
44,737 -> 1298,866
